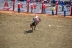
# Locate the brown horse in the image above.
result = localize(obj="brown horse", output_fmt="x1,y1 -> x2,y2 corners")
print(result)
30,18 -> 41,31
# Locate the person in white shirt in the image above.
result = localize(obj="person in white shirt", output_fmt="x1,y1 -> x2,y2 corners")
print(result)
63,6 -> 67,17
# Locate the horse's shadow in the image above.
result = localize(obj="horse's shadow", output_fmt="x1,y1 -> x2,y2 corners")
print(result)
24,30 -> 33,34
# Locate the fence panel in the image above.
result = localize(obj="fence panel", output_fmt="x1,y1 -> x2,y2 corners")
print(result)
57,5 -> 70,15
0,0 -> 71,16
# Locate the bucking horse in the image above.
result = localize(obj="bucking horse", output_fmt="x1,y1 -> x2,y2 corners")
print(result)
30,18 -> 41,31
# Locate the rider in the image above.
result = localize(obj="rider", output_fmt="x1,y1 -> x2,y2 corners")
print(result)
32,14 -> 40,24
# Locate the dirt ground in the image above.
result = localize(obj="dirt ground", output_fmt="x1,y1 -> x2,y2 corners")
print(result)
0,11 -> 72,48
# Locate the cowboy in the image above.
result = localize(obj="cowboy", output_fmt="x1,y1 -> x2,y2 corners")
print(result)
18,3 -> 21,13
32,14 -> 40,24
42,4 -> 46,14
31,5 -> 33,13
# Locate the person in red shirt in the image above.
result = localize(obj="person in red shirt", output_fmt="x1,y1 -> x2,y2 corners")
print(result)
3,1 -> 10,11
18,3 -> 20,13
33,4 -> 36,14
31,4 -> 36,13
42,4 -> 46,14
31,5 -> 33,13
4,2 -> 8,7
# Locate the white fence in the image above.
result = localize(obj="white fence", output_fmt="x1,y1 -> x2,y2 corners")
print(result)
0,0 -> 71,15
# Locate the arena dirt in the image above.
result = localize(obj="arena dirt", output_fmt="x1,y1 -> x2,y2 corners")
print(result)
0,11 -> 72,48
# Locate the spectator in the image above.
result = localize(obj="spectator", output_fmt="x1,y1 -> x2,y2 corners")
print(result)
64,7 -> 67,17
18,3 -> 21,13
31,5 -> 33,13
42,4 -> 46,14
51,5 -> 55,16
33,4 -> 36,14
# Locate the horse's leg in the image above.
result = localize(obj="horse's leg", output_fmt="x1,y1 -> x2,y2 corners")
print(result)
34,26 -> 36,31
32,26 -> 33,31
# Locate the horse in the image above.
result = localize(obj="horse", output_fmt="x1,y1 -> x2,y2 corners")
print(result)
30,18 -> 41,31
